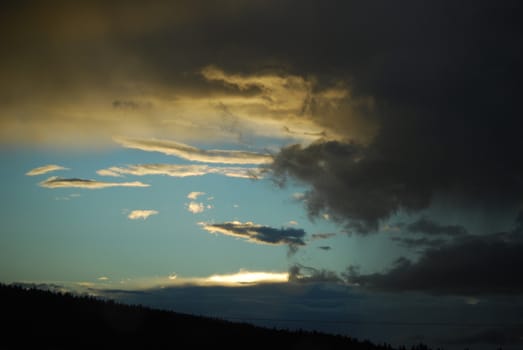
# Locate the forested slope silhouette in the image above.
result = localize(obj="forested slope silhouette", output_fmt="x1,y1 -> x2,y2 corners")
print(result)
0,283 -> 468,349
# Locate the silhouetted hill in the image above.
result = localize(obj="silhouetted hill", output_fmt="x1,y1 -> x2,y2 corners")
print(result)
0,283 -> 429,349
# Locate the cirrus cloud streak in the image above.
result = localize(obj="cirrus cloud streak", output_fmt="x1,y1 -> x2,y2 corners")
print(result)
39,177 -> 150,189
114,137 -> 272,165
26,164 -> 69,176
97,164 -> 262,179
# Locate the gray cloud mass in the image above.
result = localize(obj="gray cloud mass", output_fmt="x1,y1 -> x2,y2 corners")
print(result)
346,214 -> 523,295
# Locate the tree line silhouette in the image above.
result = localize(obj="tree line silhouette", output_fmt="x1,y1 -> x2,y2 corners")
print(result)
0,283 -> 501,349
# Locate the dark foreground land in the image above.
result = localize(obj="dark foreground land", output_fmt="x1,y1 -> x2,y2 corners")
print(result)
0,283 -> 442,349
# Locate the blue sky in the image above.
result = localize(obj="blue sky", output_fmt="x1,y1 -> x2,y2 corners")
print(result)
2,143 -> 409,284
1,2 -> 523,349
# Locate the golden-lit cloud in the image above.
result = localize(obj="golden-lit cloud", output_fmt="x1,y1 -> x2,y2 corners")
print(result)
199,66 -> 376,143
26,164 -> 69,176
39,176 -> 150,189
187,191 -> 205,200
1,0 -> 380,149
128,210 -> 159,220
187,202 -> 205,214
114,137 -> 272,164
97,164 -> 263,179
0,63 -> 374,148
201,65 -> 313,112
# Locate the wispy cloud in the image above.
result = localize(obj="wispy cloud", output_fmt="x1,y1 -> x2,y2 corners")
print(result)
39,176 -> 150,189
310,233 -> 337,240
114,137 -> 272,165
199,221 -> 306,249
128,210 -> 159,220
54,193 -> 81,201
97,164 -> 262,179
26,164 -> 68,176
292,192 -> 306,201
187,191 -> 205,200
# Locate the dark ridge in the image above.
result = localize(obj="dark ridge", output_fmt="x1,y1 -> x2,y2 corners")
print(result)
0,283 -> 448,349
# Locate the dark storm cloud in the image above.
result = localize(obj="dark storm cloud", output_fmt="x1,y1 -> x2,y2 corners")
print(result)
269,1 -> 523,232
3,1 -> 521,106
346,221 -> 523,295
4,1 -> 518,147
272,141 -> 430,232
348,213 -> 523,295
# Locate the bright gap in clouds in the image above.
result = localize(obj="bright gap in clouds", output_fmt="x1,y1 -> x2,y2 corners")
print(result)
77,271 -> 291,291
206,271 -> 289,285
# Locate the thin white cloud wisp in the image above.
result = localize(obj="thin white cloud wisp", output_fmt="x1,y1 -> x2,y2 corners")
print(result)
97,164 -> 263,179
114,137 -> 273,165
128,210 -> 159,220
26,164 -> 69,176
39,177 -> 150,189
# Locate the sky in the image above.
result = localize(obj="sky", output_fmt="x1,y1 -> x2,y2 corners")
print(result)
1,1 -> 522,348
